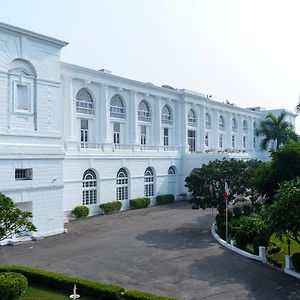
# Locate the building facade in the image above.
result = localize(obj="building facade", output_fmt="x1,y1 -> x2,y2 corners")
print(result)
0,22 -> 296,242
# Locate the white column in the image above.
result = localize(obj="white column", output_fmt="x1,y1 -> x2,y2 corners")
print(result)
69,78 -> 77,141
154,96 -> 162,146
95,84 -> 101,144
248,117 -> 254,151
129,91 -> 139,145
237,115 -> 243,149
100,84 -> 110,144
175,100 -> 182,149
212,109 -> 219,148
181,101 -> 188,151
226,112 -> 231,149
198,105 -> 205,152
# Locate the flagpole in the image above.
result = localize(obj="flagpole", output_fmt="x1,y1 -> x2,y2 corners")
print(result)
226,197 -> 228,243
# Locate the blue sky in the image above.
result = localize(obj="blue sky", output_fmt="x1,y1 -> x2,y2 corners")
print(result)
1,0 -> 299,130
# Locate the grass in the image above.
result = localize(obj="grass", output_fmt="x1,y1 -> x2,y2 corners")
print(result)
20,285 -> 94,300
269,235 -> 300,269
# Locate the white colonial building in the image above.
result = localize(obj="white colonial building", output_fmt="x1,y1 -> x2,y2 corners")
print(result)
0,22 -> 296,242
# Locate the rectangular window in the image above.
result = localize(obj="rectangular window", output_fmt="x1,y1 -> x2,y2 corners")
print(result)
205,132 -> 209,147
188,130 -> 196,152
114,123 -> 120,144
163,128 -> 169,146
15,168 -> 32,181
140,125 -> 147,145
253,137 -> 256,149
81,119 -> 88,143
16,84 -> 30,111
219,134 -> 224,148
243,136 -> 247,149
232,135 -> 236,148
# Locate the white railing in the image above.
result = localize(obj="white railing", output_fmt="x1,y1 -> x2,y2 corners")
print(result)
80,142 -> 102,149
138,111 -> 151,122
113,143 -> 132,150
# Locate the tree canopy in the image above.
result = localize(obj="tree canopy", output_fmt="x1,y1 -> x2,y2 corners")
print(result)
255,111 -> 298,150
266,177 -> 300,245
0,193 -> 36,241
185,159 -> 260,212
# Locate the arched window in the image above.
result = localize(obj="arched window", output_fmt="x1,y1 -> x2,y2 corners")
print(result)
243,120 -> 248,132
219,115 -> 225,130
188,109 -> 196,126
144,167 -> 154,197
168,166 -> 176,175
82,169 -> 97,205
232,118 -> 237,131
116,168 -> 128,201
76,89 -> 95,115
205,113 -> 211,129
110,94 -> 125,119
138,100 -> 150,122
161,105 -> 172,124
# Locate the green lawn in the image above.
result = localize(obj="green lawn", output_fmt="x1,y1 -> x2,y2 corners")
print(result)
20,285 -> 94,300
269,235 -> 300,269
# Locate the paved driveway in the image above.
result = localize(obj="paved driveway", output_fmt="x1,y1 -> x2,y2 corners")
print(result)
1,202 -> 300,299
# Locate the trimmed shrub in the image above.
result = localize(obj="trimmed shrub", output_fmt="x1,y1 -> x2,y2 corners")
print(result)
233,206 -> 242,219
230,227 -> 240,239
235,230 -> 249,249
129,198 -> 150,209
72,205 -> 89,218
292,253 -> 300,272
0,266 -> 123,300
215,213 -> 225,227
123,290 -> 176,300
238,216 -> 268,243
253,236 -> 268,255
156,194 -> 174,205
217,222 -> 232,241
99,201 -> 122,214
242,204 -> 252,215
0,272 -> 28,300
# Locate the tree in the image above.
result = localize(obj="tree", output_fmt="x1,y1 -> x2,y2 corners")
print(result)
252,142 -> 300,202
185,159 -> 261,212
0,193 -> 36,241
266,177 -> 300,245
255,111 -> 298,150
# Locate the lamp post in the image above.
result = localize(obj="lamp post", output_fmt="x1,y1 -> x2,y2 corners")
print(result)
70,284 -> 80,299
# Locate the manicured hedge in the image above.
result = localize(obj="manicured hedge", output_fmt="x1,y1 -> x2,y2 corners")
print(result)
72,205 -> 89,218
99,201 -> 122,214
0,272 -> 28,300
129,198 -> 150,209
0,266 -> 123,300
123,290 -> 176,300
156,194 -> 174,205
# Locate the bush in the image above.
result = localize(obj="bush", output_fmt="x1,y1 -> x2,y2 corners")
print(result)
233,206 -> 242,218
217,222 -> 232,241
253,236 -> 268,255
238,216 -> 268,243
242,204 -> 252,215
235,230 -> 249,249
0,272 -> 28,300
123,290 -> 176,300
156,194 -> 174,205
129,198 -> 150,209
72,205 -> 89,218
215,211 -> 232,227
292,253 -> 300,272
253,202 -> 262,213
99,201 -> 122,214
0,266 -> 123,300
230,227 -> 240,239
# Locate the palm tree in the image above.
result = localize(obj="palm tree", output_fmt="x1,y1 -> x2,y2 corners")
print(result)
255,111 -> 298,150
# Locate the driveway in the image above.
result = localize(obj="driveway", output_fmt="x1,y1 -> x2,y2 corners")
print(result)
1,201 -> 299,299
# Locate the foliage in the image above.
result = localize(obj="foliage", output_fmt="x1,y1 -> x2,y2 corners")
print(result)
123,290 -> 176,300
235,230 -> 249,249
266,177 -> 300,245
292,253 -> 300,272
242,204 -> 251,215
233,206 -> 242,218
217,222 -> 232,240
0,272 -> 28,300
230,227 -> 240,239
255,111 -> 298,150
0,266 -> 123,300
253,236 -> 268,255
185,159 -> 261,212
72,205 -> 89,218
99,201 -> 122,214
0,193 -> 36,241
252,142 -> 300,201
156,194 -> 174,205
129,198 -> 150,209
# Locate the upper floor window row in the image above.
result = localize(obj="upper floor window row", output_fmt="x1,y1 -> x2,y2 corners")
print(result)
232,118 -> 237,131
76,88 -> 95,115
205,113 -> 211,129
110,94 -> 125,119
188,109 -> 196,127
219,115 -> 225,130
243,120 -> 248,132
161,105 -> 173,125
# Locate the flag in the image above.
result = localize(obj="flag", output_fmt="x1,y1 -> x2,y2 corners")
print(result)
224,181 -> 229,201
